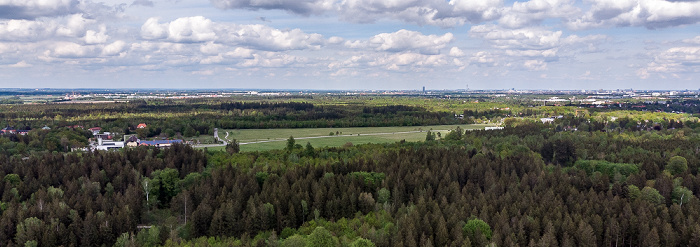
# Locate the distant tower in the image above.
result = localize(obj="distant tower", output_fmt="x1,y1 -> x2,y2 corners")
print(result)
422,86 -> 426,94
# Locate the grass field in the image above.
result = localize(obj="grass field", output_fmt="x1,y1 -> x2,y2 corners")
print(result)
205,124 -> 492,152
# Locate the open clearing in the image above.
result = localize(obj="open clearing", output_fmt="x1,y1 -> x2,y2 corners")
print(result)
204,124 -> 492,152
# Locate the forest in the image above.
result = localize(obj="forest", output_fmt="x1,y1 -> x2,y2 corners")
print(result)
1,96 -> 700,246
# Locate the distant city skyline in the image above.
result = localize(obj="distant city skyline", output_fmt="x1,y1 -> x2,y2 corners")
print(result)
1,0 -> 699,90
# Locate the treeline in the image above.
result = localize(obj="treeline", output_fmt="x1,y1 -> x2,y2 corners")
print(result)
599,99 -> 700,114
3,123 -> 700,246
0,128 -> 91,156
0,100 -> 461,140
0,145 -> 207,246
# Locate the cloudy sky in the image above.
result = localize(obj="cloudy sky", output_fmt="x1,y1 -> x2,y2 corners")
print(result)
0,0 -> 699,90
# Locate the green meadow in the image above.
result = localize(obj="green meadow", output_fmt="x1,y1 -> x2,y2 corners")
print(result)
208,124 -> 492,151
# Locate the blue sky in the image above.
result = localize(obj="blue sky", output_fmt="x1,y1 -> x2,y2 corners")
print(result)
0,0 -> 699,90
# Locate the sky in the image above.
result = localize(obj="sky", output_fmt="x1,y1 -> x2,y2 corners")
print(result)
0,0 -> 699,90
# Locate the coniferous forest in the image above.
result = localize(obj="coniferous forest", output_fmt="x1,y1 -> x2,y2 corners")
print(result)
1,96 -> 700,246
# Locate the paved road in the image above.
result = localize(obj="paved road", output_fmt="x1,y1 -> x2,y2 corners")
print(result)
193,131 -> 228,148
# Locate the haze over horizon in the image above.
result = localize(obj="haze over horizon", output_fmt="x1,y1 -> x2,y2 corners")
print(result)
1,0 -> 699,90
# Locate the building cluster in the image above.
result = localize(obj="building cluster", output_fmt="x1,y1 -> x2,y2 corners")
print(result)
90,123 -> 185,151
1,126 -> 51,135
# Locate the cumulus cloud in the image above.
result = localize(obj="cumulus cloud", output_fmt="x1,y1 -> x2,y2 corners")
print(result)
48,42 -> 98,58
218,24 -> 324,51
470,25 -> 606,70
470,25 -> 606,52
470,25 -> 564,50
55,14 -> 93,37
239,52 -> 302,67
102,40 -> 126,56
0,14 -> 96,42
167,16 -> 216,43
142,16 -> 216,43
568,0 -> 700,29
85,25 -> 108,44
345,30 -> 453,55
639,46 -> 700,78
498,0 -> 580,28
373,52 -> 447,70
0,19 -> 57,41
524,59 -> 547,70
327,51 -> 451,75
449,0 -> 504,22
449,47 -> 465,57
470,51 -> 499,66
141,17 -> 167,40
141,16 -> 325,51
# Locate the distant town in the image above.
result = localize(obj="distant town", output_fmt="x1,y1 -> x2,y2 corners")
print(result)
0,88 -> 699,105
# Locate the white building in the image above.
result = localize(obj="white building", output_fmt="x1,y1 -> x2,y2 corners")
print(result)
95,137 -> 124,151
540,118 -> 555,124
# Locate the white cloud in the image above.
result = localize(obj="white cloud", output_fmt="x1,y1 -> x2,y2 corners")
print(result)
328,36 -> 344,44
0,19 -> 57,41
683,36 -> 700,45
524,59 -> 547,70
346,29 -> 453,55
569,0 -> 700,29
167,16 -> 216,43
470,25 -> 606,70
370,52 -> 448,71
226,47 -> 254,58
498,0 -> 580,28
0,14 -> 95,42
49,42 -> 97,58
449,47 -> 465,57
55,14 -> 93,37
102,40 -> 126,56
141,17 -> 167,40
470,25 -> 564,50
85,25 -> 108,44
199,42 -> 225,55
449,0 -> 503,22
640,46 -> 700,78
239,52 -> 301,67
470,51 -> 499,66
7,60 -> 32,68
141,16 -> 325,51
192,69 -> 214,75
328,51 -> 451,74
218,24 -> 324,51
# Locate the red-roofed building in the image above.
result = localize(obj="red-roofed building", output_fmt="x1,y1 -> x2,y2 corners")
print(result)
137,123 -> 147,129
89,127 -> 102,135
2,127 -> 16,134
